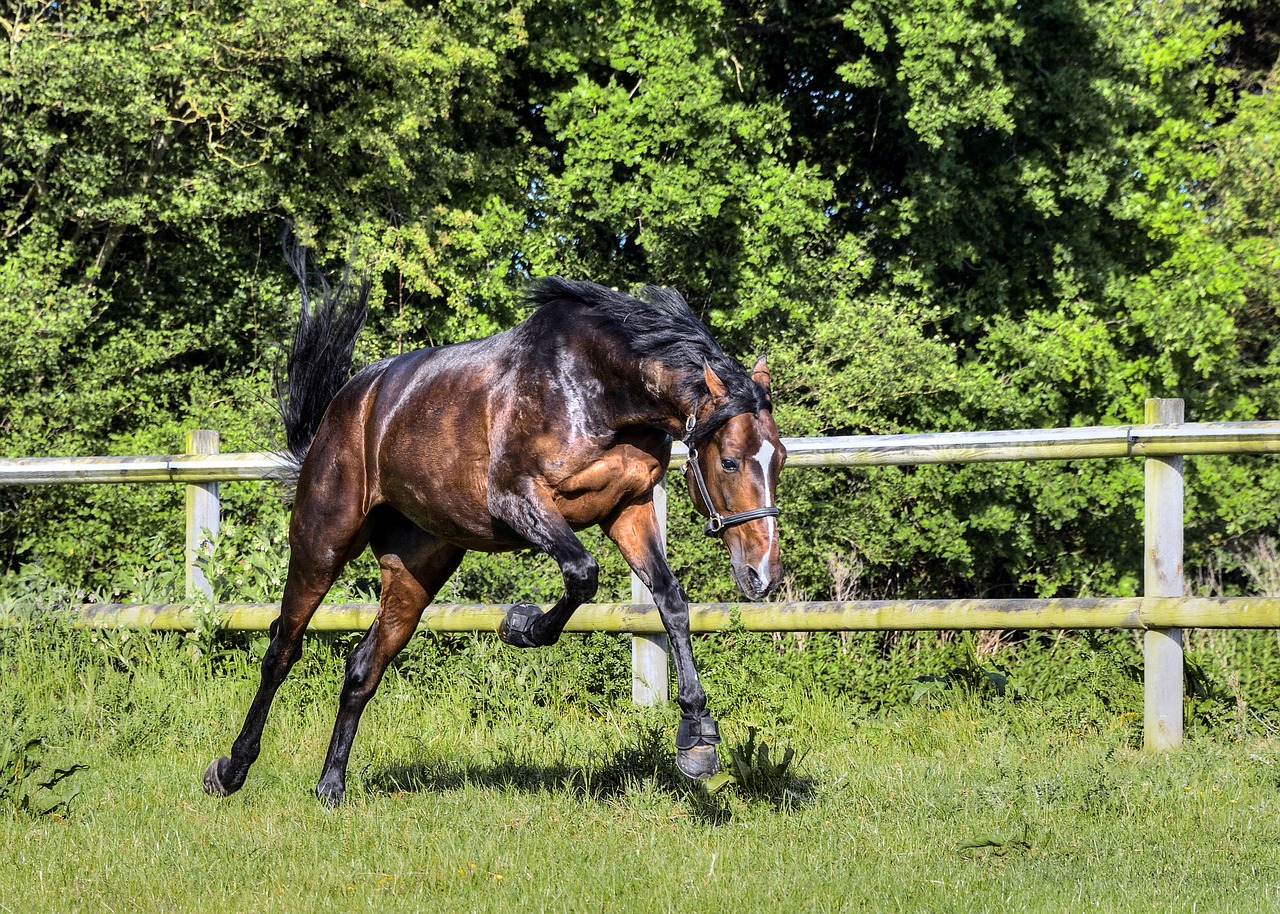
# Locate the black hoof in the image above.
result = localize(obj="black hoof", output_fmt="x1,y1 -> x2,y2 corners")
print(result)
676,745 -> 721,780
203,756 -> 234,797
498,602 -> 543,648
316,778 -> 345,807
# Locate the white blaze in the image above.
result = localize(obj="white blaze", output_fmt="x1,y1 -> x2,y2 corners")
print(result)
752,438 -> 778,583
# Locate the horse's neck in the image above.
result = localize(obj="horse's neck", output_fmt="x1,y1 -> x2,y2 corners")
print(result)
599,357 -> 696,441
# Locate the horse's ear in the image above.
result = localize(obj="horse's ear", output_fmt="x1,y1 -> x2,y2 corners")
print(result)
703,360 -> 729,400
751,355 -> 772,395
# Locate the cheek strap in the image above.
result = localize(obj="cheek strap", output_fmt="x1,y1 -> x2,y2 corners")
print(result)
682,406 -> 781,537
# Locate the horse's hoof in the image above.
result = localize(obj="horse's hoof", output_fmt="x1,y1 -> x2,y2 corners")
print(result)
498,602 -> 542,648
203,757 -> 233,797
316,778 -> 345,807
676,745 -> 721,780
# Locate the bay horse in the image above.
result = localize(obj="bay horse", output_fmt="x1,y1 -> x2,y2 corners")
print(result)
203,248 -> 786,805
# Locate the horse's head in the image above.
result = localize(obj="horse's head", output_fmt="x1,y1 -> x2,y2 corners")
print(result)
684,357 -> 787,600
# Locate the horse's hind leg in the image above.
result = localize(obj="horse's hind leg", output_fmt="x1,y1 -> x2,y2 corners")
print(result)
314,514 -> 464,805
203,500 -> 369,798
203,561 -> 339,796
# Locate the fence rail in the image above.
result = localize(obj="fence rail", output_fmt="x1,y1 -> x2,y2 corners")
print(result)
61,596 -> 1280,633
5,420 -> 1280,484
4,401 -> 1280,752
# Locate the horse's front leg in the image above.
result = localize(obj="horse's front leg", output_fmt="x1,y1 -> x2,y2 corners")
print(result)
603,500 -> 721,780
489,479 -> 599,648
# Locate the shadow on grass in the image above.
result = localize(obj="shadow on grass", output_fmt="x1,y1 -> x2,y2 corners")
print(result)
359,725 -> 816,825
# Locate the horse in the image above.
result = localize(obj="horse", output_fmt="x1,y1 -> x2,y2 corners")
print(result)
203,247 -> 786,805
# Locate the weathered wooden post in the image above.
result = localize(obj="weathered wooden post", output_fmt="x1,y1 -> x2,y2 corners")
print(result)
631,476 -> 670,705
1144,399 -> 1184,751
184,429 -> 220,601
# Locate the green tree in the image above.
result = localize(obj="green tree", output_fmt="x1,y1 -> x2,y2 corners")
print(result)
2,0 -> 1278,606
0,0 -> 530,583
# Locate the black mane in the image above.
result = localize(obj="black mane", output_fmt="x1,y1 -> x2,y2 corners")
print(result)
526,278 -> 770,446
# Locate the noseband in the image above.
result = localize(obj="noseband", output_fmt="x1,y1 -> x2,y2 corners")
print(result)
682,410 -> 782,538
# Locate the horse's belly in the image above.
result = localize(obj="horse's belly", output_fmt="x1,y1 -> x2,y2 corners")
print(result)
374,444 -> 514,547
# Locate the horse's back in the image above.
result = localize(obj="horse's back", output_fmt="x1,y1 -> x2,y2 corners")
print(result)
299,304 -> 668,549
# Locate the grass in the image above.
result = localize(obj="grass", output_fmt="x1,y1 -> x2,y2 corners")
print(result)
3,624 -> 1280,913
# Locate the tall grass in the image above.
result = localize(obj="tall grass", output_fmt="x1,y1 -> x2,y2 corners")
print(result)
3,608 -> 1280,912
5,535 -> 1280,911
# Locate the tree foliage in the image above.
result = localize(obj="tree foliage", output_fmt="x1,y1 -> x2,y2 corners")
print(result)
1,0 -> 1276,601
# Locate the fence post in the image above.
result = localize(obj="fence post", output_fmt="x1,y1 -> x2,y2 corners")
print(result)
631,476 -> 670,705
1143,399 -> 1184,751
185,429 -> 220,601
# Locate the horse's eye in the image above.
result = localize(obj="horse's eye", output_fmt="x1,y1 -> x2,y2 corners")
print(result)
721,458 -> 739,473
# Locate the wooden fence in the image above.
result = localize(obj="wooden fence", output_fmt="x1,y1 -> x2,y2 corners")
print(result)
4,399 -> 1280,752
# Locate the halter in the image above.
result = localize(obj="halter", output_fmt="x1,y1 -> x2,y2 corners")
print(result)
682,406 -> 782,538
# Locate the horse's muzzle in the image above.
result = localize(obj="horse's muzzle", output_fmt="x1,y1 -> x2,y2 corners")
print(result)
734,562 -> 779,601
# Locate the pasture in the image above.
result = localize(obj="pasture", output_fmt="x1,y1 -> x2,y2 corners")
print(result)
3,619 -> 1280,913
6,4 -> 1278,909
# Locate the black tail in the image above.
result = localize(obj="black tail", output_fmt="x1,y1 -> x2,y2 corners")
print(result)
279,237 -> 370,467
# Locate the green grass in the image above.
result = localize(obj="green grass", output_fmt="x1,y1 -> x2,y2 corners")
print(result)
3,624 -> 1280,913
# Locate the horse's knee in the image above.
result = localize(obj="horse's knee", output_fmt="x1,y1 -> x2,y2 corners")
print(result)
565,554 -> 599,604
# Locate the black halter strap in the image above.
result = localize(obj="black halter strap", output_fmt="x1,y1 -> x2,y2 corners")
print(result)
681,406 -> 781,538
